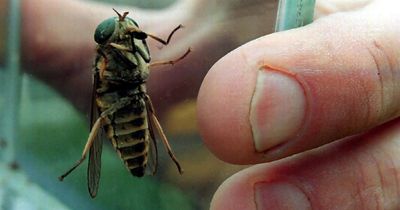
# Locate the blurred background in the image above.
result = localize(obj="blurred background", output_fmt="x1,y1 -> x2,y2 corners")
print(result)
0,0 -> 277,209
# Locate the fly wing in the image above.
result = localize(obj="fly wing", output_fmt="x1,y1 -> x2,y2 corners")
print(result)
145,107 -> 158,175
144,95 -> 183,175
87,71 -> 103,198
87,128 -> 103,198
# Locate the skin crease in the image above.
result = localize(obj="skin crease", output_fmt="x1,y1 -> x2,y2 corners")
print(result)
20,0 -> 400,209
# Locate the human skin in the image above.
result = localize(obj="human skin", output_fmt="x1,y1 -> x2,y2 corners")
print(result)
21,0 -> 400,209
198,0 -> 400,209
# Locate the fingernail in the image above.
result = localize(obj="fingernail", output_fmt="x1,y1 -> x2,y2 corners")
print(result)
250,68 -> 306,152
255,182 -> 310,210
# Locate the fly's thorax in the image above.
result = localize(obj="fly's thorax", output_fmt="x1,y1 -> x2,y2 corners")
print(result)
95,40 -> 150,83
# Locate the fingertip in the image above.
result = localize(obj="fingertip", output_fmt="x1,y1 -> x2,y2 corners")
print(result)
211,170 -> 311,210
211,120 -> 400,210
210,168 -> 256,210
197,49 -> 260,164
198,9 -> 400,164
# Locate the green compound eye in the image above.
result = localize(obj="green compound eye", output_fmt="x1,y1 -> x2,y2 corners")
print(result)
94,17 -> 116,44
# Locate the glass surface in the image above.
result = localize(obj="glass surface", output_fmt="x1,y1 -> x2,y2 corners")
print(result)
0,0 -> 279,209
275,0 -> 315,31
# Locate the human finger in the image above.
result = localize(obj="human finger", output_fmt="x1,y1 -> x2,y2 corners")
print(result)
211,119 -> 400,210
315,0 -> 373,18
197,0 -> 400,163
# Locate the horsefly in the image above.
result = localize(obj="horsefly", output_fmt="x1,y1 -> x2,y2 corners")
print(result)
59,9 -> 190,198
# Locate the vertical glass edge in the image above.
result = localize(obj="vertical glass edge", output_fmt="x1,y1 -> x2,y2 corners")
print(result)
274,0 -> 316,32
2,0 -> 22,163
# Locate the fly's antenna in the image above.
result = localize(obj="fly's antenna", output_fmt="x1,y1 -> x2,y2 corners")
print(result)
113,8 -> 129,21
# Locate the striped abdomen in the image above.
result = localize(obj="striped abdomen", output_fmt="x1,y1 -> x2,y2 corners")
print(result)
102,94 -> 150,177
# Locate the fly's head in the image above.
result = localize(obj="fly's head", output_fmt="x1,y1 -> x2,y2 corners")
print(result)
94,9 -> 148,45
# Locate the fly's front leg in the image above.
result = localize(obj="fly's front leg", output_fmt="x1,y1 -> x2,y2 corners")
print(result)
109,43 -> 131,51
147,24 -> 183,46
149,48 -> 191,68
59,116 -> 104,181
127,24 -> 183,46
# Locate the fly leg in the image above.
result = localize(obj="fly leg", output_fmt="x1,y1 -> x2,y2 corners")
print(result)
149,48 -> 191,68
146,24 -> 183,46
127,24 -> 183,46
109,43 -> 130,51
59,97 -> 132,181
59,116 -> 104,181
145,95 -> 184,174
146,25 -> 191,67
125,24 -> 191,67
